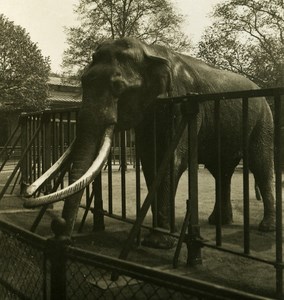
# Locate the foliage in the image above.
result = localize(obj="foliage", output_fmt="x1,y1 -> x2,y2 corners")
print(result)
0,14 -> 50,111
197,0 -> 284,88
62,0 -> 191,75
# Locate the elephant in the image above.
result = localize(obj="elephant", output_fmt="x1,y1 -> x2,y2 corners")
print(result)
24,37 -> 275,249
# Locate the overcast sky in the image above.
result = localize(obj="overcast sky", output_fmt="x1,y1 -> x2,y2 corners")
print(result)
1,0 -> 223,73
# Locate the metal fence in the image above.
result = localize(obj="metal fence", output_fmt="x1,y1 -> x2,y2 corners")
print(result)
0,107 -> 135,198
0,220 -> 46,299
0,218 -> 267,300
0,87 -> 283,299
186,88 -> 284,298
103,87 -> 283,299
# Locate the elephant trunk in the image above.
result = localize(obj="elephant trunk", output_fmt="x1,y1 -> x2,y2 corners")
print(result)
24,106 -> 115,235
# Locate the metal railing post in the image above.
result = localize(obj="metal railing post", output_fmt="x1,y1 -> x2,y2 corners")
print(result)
169,103 -> 176,233
93,173 -> 105,231
242,97 -> 250,255
274,95 -> 283,299
20,113 -> 29,193
186,98 -> 202,266
214,99 -> 222,247
42,110 -> 52,194
47,218 -> 71,300
120,130 -> 127,219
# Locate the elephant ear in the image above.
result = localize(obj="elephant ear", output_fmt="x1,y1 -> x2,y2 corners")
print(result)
142,45 -> 173,97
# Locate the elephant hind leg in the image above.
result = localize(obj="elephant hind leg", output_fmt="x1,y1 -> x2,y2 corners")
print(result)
249,126 -> 275,231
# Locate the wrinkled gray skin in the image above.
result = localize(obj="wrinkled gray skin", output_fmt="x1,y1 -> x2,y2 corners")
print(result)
63,37 -> 275,248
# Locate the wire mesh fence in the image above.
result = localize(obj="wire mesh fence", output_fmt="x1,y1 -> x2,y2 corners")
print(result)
65,258 -> 196,300
0,221 -> 46,300
0,219 -> 201,300
0,218 -> 268,300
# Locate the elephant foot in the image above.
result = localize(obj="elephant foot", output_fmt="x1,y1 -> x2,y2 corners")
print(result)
142,231 -> 176,249
258,216 -> 275,232
208,211 -> 233,226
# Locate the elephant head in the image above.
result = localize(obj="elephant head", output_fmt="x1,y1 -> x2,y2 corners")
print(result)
24,38 -> 173,235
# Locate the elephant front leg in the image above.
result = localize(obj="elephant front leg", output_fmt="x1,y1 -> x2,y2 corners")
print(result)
141,169 -> 178,249
208,171 -> 234,226
136,130 -> 180,248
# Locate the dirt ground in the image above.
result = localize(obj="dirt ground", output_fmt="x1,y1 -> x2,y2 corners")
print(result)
0,166 -> 283,298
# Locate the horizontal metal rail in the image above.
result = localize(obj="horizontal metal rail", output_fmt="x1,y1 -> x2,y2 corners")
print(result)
67,245 -> 271,300
157,87 -> 284,103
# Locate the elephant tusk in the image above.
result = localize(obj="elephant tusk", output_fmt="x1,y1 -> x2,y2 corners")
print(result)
23,125 -> 114,208
24,140 -> 75,197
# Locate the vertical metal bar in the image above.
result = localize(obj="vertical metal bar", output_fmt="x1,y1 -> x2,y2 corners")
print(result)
66,111 -> 72,184
78,185 -> 91,233
173,199 -> 191,268
52,113 -> 57,188
120,130 -> 126,219
41,119 -> 46,174
169,103 -> 176,233
274,95 -> 283,298
32,116 -> 36,182
93,172 -> 105,231
47,234 -> 68,300
40,116 -> 44,176
215,99 -> 222,247
37,116 -> 41,178
67,111 -> 71,144
43,254 -> 47,300
242,97 -> 250,255
56,117 -> 59,161
187,100 -> 202,266
108,150 -> 113,214
135,131 -> 141,246
60,113 -> 64,188
129,130 -> 134,166
112,133 -> 117,165
28,116 -> 32,184
43,111 -> 52,193
59,113 -> 64,155
52,113 -> 56,165
152,110 -> 158,228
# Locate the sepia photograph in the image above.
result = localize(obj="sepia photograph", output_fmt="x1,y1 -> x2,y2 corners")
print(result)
0,0 -> 283,299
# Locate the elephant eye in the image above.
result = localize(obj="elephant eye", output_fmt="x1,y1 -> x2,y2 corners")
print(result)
111,80 -> 126,96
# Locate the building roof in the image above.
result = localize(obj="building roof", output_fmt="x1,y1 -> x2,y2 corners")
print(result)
48,92 -> 81,103
48,76 -> 80,87
48,76 -> 82,106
